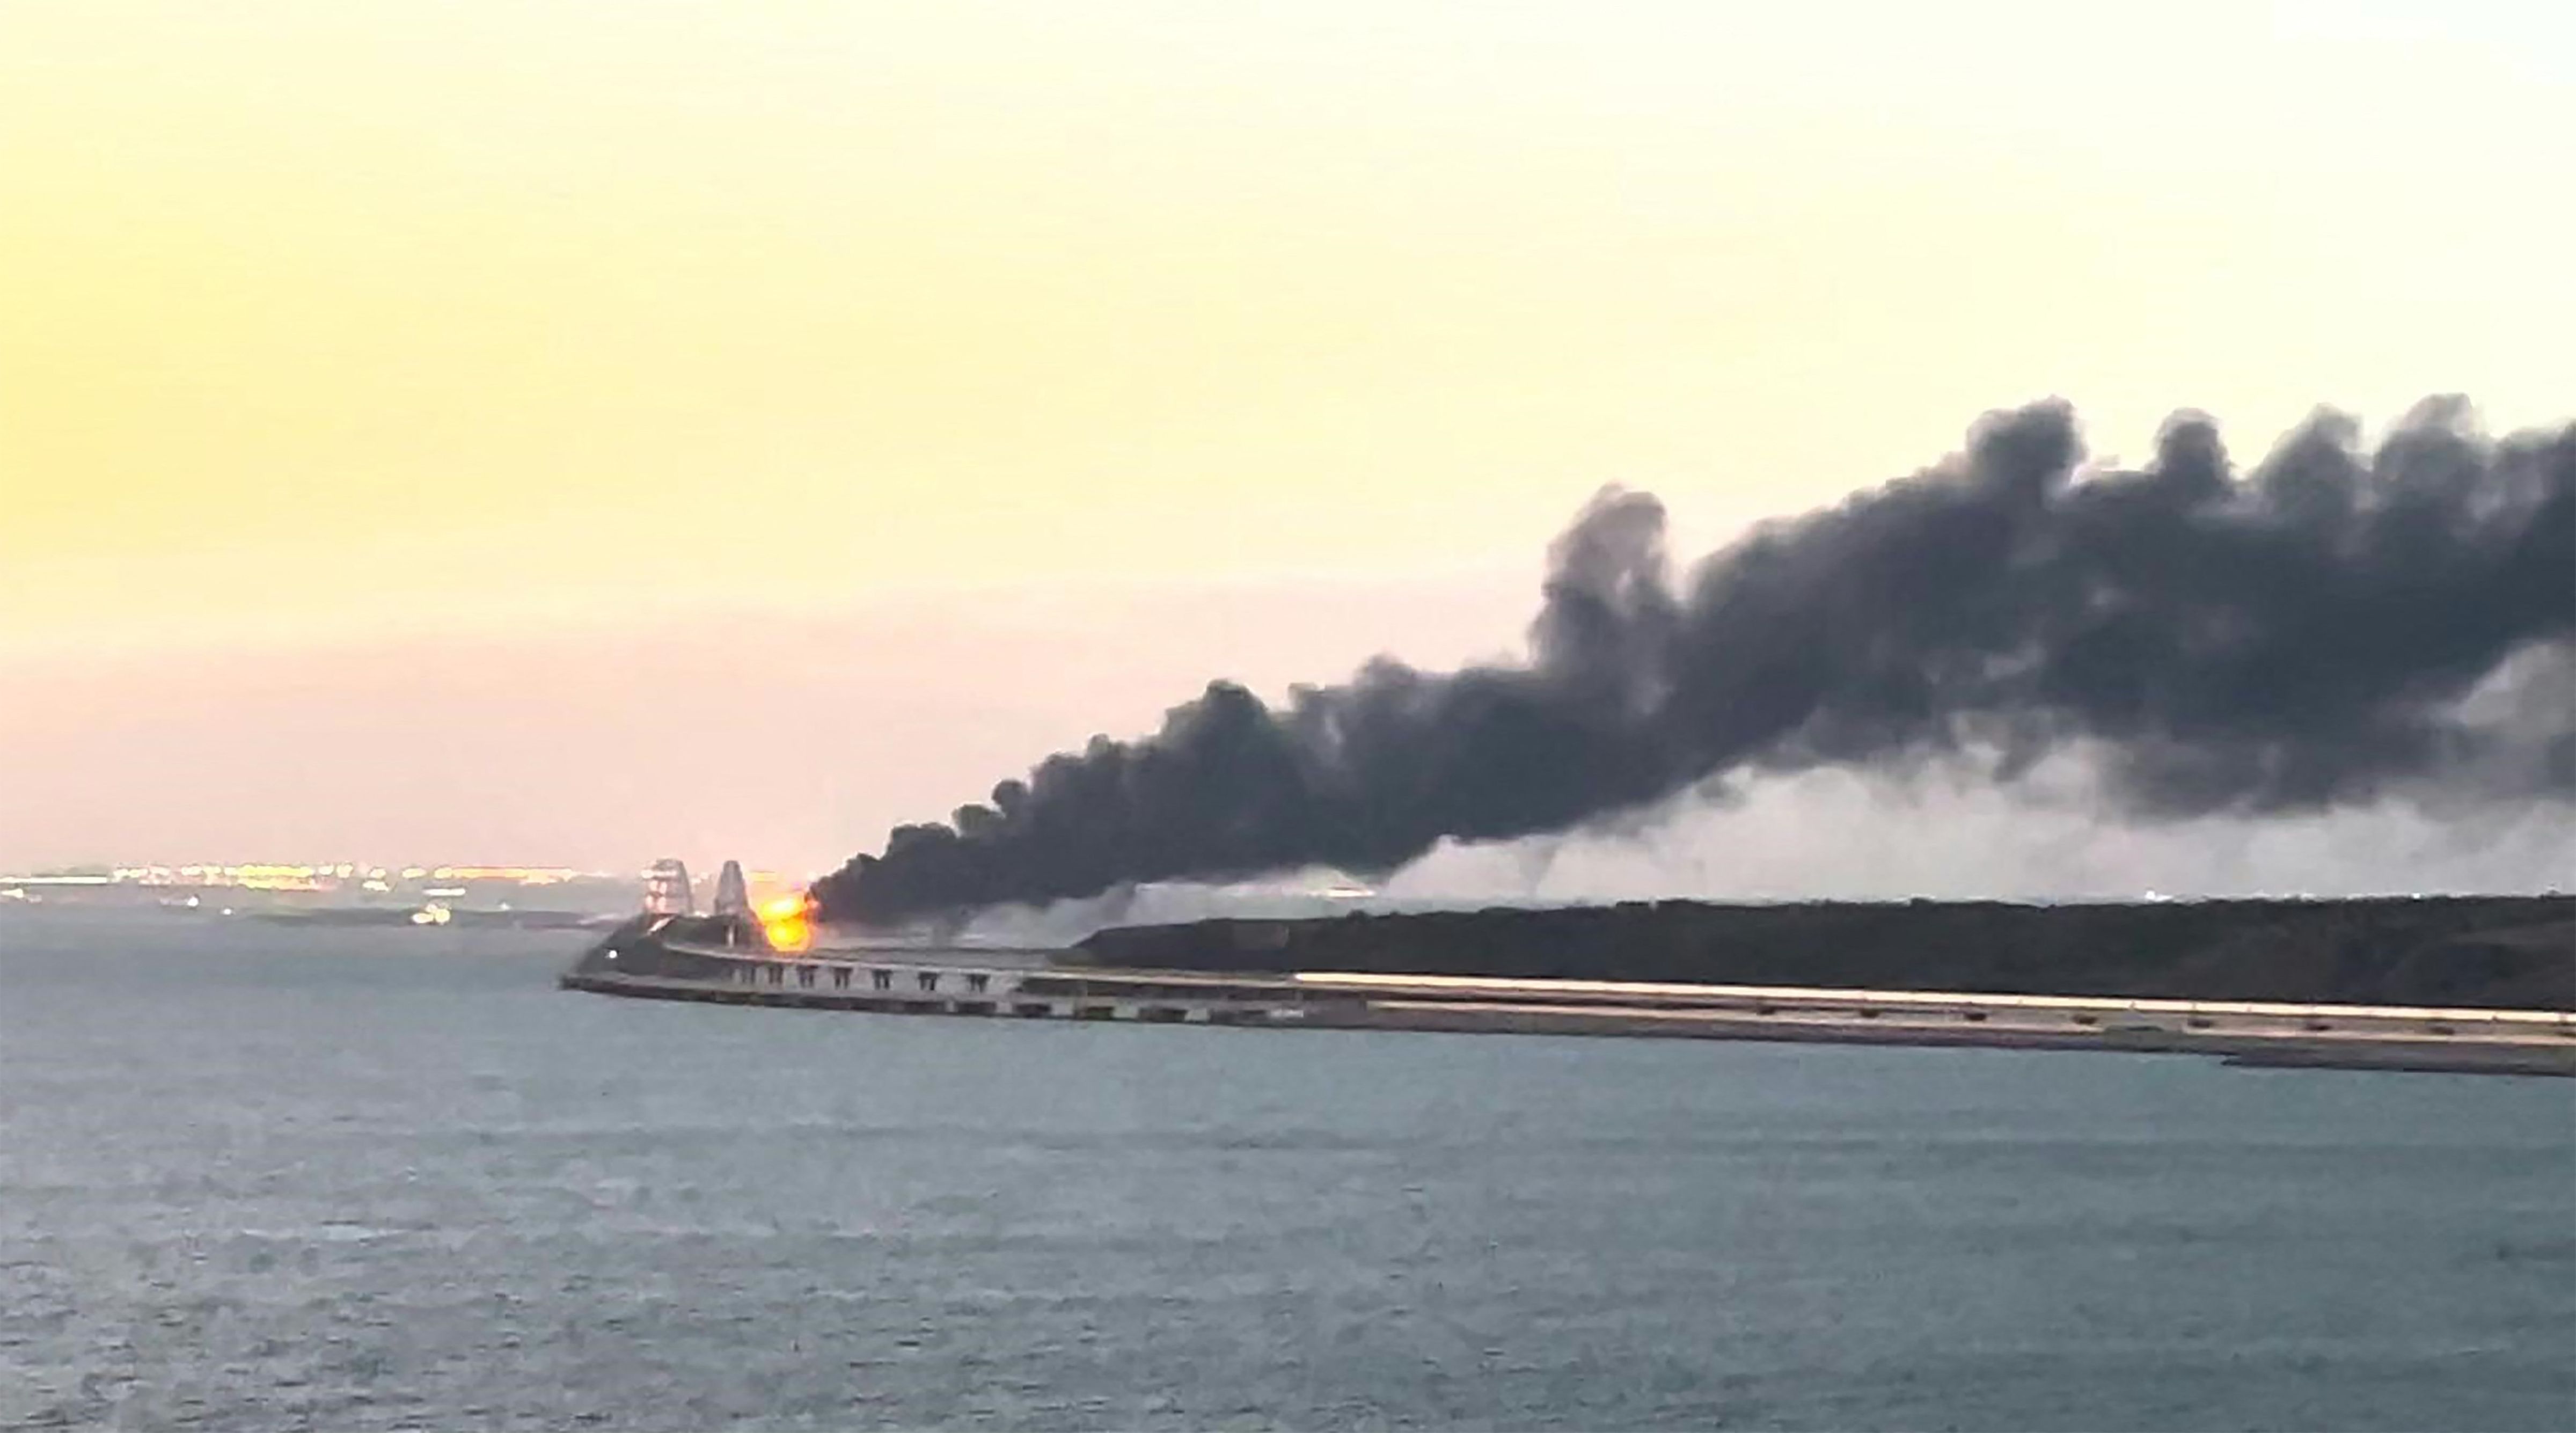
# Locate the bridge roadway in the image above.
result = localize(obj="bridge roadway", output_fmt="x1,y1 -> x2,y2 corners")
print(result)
1286,970 -> 2576,1043
576,940 -> 2576,1074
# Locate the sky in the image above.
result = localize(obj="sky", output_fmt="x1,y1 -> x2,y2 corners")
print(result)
3,1 -> 2570,882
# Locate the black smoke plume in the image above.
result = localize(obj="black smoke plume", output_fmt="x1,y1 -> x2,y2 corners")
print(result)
813,400 -> 2574,925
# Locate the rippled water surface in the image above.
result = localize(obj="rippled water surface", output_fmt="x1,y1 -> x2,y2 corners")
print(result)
3,909 -> 2571,1430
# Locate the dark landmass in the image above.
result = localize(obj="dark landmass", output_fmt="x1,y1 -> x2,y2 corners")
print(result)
1074,895 -> 2576,1010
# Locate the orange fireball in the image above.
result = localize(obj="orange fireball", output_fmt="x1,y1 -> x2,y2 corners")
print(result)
759,893 -> 815,953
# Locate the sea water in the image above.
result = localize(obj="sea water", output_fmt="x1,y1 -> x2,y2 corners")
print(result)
3,909 -> 2568,1430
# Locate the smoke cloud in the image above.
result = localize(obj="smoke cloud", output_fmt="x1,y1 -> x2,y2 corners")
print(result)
813,400 -> 2574,924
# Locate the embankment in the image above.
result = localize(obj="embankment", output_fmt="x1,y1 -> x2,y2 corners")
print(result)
1073,896 -> 2575,1010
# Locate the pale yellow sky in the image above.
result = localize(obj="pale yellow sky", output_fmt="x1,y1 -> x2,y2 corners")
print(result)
2,1 -> 2568,868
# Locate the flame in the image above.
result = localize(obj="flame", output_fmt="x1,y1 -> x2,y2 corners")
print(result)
759,893 -> 815,953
